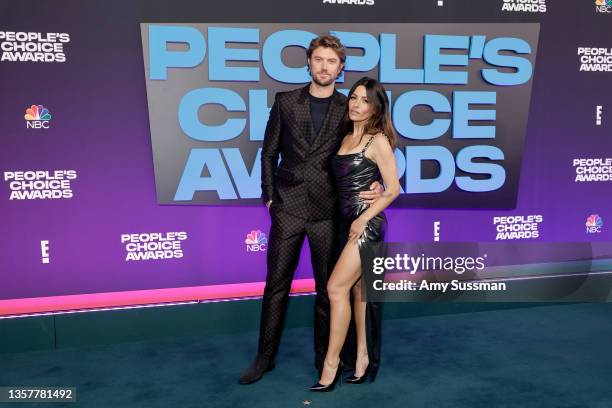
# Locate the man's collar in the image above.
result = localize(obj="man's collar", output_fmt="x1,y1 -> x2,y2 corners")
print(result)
299,83 -> 343,105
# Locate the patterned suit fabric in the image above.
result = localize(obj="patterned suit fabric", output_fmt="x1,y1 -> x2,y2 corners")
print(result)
258,85 -> 347,371
261,85 -> 347,221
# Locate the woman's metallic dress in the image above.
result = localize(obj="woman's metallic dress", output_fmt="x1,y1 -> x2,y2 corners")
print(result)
331,134 -> 387,382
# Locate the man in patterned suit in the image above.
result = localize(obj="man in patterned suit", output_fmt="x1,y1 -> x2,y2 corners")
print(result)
239,35 -> 383,385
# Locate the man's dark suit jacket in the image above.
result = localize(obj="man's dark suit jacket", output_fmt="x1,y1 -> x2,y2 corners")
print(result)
261,85 -> 348,221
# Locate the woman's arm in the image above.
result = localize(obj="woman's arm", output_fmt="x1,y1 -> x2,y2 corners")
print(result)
348,133 -> 401,243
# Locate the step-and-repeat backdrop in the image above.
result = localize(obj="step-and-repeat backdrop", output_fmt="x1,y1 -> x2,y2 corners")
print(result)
1,0 -> 610,315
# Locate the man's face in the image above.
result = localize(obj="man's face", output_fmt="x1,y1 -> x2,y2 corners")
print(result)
308,46 -> 344,86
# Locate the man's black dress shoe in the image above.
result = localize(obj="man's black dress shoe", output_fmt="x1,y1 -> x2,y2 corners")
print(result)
238,355 -> 275,385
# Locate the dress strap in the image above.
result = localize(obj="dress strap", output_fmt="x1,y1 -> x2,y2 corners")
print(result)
361,134 -> 377,154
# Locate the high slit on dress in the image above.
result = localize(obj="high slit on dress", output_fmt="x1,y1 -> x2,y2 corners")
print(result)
331,134 -> 387,382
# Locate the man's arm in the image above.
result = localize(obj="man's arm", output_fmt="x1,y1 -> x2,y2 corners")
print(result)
359,180 -> 385,204
261,93 -> 282,205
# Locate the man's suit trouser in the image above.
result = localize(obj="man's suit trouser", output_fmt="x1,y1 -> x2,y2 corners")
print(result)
257,206 -> 338,371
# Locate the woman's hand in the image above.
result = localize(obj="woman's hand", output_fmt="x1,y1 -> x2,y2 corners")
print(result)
349,217 -> 368,243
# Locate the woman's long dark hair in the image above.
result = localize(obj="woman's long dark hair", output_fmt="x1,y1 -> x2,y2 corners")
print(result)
341,76 -> 397,149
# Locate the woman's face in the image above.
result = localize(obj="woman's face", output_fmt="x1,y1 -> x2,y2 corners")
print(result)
348,85 -> 374,123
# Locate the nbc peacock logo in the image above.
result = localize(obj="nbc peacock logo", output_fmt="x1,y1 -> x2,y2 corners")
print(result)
24,104 -> 52,129
245,229 -> 268,252
595,0 -> 612,12
585,214 -> 603,233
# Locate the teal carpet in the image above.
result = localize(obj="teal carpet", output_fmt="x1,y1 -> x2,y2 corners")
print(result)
2,303 -> 612,408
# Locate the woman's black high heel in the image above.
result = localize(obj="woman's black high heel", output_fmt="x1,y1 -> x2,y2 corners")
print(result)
344,364 -> 370,384
310,361 -> 344,392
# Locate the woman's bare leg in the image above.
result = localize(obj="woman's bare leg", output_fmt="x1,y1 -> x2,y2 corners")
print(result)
318,240 -> 362,385
352,278 -> 369,377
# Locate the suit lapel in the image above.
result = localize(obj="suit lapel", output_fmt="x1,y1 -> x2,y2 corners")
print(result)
292,85 -> 316,158
309,90 -> 346,154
